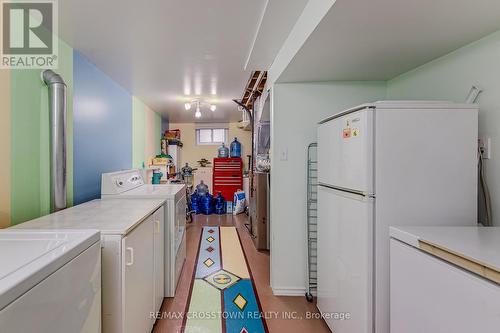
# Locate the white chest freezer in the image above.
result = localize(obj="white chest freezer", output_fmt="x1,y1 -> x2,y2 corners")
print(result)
390,226 -> 500,333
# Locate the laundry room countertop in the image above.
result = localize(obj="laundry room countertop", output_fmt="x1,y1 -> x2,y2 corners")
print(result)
11,199 -> 165,235
390,226 -> 500,283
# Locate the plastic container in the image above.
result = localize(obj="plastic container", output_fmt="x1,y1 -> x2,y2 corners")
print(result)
230,137 -> 241,158
226,201 -> 233,214
196,180 -> 209,196
218,143 -> 229,158
152,170 -> 163,184
200,193 -> 214,215
214,192 -> 226,214
191,191 -> 201,214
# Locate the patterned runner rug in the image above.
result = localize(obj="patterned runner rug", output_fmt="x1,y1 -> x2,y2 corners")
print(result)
182,226 -> 268,333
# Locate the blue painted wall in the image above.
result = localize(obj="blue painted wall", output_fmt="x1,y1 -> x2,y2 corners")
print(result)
73,51 -> 132,204
162,117 -> 169,135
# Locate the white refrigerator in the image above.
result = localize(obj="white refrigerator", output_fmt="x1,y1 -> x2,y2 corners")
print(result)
316,101 -> 478,333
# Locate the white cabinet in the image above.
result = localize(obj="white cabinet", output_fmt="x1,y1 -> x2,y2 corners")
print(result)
122,217 -> 155,333
390,239 -> 500,333
101,211 -> 163,333
121,210 -> 165,333
193,167 -> 213,192
153,208 -> 165,312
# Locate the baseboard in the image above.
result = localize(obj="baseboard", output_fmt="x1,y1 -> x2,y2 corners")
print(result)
271,286 -> 307,296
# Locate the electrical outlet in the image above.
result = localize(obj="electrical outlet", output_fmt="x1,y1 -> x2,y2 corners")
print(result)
478,137 -> 491,159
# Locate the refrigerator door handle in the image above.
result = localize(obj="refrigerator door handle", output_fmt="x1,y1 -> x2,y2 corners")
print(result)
318,182 -> 375,198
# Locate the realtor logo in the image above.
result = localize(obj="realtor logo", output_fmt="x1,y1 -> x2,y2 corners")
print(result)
1,0 -> 58,69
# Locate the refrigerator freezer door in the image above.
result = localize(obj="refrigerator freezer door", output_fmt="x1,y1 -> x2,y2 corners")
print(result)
318,108 -> 373,194
317,185 -> 374,333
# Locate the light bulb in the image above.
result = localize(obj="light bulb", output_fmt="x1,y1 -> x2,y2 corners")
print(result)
210,104 -> 217,112
195,110 -> 201,118
184,103 -> 191,111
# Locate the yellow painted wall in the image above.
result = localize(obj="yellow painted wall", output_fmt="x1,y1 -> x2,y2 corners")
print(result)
0,69 -> 10,228
169,122 -> 252,171
132,96 -> 162,168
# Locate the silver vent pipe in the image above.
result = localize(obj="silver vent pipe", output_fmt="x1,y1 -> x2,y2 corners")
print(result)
42,70 -> 67,212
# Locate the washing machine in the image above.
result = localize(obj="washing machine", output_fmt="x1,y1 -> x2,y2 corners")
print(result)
0,229 -> 101,333
101,169 -> 186,297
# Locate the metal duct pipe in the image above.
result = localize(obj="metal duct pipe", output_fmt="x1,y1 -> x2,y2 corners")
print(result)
42,70 -> 67,212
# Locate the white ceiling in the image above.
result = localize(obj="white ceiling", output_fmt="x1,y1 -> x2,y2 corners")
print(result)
278,0 -> 500,82
58,0 -> 308,123
244,0 -> 308,71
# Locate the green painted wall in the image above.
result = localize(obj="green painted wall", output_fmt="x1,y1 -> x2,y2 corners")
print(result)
3,38 -> 163,227
154,111 -> 162,154
0,69 -> 10,228
387,30 -> 500,226
132,96 -> 163,169
10,38 -> 73,225
271,81 -> 387,291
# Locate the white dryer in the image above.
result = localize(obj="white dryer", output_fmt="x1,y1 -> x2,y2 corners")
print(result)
101,169 -> 186,297
0,229 -> 101,333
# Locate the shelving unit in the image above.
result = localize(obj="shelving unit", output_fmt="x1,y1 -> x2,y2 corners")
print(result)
306,142 -> 318,302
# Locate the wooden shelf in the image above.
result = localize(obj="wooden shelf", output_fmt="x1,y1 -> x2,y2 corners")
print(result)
240,71 -> 268,111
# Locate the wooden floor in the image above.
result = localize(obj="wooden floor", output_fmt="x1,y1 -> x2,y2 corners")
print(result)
153,214 -> 330,333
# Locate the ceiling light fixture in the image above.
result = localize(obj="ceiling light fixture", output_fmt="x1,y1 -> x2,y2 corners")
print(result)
183,98 -> 217,118
195,104 -> 202,118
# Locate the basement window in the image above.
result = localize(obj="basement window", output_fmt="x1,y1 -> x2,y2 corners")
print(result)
195,127 -> 228,145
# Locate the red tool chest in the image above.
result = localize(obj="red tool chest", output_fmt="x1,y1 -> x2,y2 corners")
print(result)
212,157 -> 243,201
